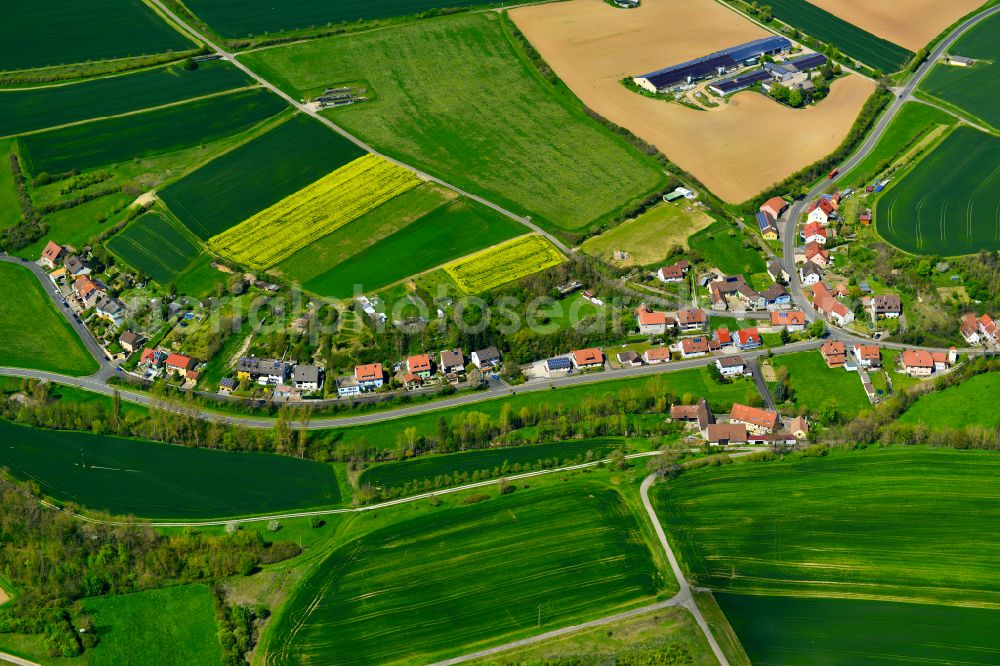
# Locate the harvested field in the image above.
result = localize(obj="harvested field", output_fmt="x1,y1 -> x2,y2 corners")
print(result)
581,202 -> 714,266
809,0 -> 984,52
511,0 -> 875,203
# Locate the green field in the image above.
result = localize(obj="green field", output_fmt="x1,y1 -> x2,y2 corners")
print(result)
763,0 -> 911,73
921,12 -> 1000,131
184,0 -> 507,37
899,371 -> 1000,430
18,88 -> 285,174
13,192 -> 132,260
0,60 -> 253,137
160,113 -> 365,239
0,263 -> 98,376
292,197 -> 526,297
0,419 -> 342,518
839,102 -> 955,187
106,211 -> 203,284
241,12 -> 666,237
1,0 -> 194,71
654,446 -> 1000,607
581,202 -> 714,266
0,140 -> 23,230
771,351 -> 870,418
359,438 -> 622,493
688,220 -> 766,277
717,593 -> 1000,666
258,482 -> 664,664
84,585 -> 221,665
875,127 -> 1000,255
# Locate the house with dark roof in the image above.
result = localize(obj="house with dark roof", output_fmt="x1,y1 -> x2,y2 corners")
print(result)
756,211 -> 779,240
800,261 -> 823,285
767,260 -> 789,284
237,357 -> 288,385
870,294 -> 901,320
761,283 -> 790,310
616,350 -> 641,367
677,308 -> 708,332
118,331 -> 145,354
546,356 -> 572,374
471,347 -> 502,369
439,349 -> 465,375
715,355 -> 746,377
292,365 -> 323,391
709,275 -> 764,311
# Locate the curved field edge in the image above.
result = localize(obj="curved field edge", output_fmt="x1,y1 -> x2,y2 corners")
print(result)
652,446 -> 1000,608
236,11 -> 668,240
255,481 -> 670,665
0,262 -> 98,376
0,419 -> 344,520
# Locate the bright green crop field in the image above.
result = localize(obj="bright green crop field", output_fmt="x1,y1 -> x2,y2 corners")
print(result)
293,197 -> 525,298
258,482 -> 665,665
0,263 -> 97,376
770,351 -> 870,419
18,88 -> 285,174
1,0 -> 194,71
359,437 -> 622,493
654,446 -> 1000,607
160,113 -> 365,239
875,127 -> 1000,255
839,102 -> 955,188
0,419 -> 342,518
241,12 -> 666,237
184,0 -> 508,37
763,0 -> 911,73
921,12 -> 1000,131
688,220 -> 766,277
0,140 -> 20,230
0,60 -> 253,137
106,211 -> 203,284
717,593 -> 1000,666
899,372 -> 1000,430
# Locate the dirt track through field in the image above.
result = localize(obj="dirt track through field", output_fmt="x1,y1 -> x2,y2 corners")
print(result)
511,0 -> 874,203
809,0 -> 985,52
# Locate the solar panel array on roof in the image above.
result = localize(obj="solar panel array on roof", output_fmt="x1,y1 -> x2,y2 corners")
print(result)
757,211 -> 776,232
711,68 -> 771,94
638,36 -> 791,91
546,357 -> 572,371
786,53 -> 828,71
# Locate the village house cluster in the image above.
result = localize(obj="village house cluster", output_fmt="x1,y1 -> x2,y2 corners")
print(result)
671,398 -> 807,447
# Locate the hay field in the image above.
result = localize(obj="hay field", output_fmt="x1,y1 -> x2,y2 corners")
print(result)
809,0 -> 984,52
511,0 -> 875,203
581,202 -> 713,266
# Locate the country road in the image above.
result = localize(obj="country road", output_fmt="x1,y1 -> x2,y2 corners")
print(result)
0,652 -> 39,666
143,0 -> 571,255
780,3 -> 1000,323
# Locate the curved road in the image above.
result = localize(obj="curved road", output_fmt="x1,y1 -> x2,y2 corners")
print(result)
781,3 -> 1000,323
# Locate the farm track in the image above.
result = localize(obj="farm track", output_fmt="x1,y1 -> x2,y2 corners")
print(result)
144,0 -> 571,256
781,3 -> 1000,324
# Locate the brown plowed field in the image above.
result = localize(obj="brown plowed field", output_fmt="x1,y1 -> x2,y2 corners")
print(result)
511,0 -> 875,203
809,0 -> 985,52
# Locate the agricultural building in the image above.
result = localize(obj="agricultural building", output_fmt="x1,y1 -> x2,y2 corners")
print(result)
729,403 -> 778,434
634,36 -> 791,93
760,197 -> 789,219
764,53 -> 828,80
709,68 -> 771,96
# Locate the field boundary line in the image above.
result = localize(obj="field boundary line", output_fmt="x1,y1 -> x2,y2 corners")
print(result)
0,85 -> 263,140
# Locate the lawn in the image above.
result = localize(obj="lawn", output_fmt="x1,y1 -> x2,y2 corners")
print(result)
184,0 -> 514,37
82,585 -> 221,665
0,0 -> 194,71
580,202 -> 715,267
0,263 -> 97,376
18,88 -> 286,174
293,196 -> 526,297
899,371 -> 1000,430
653,446 -> 1000,607
160,113 -> 365,240
359,437 -> 623,494
106,211 -> 203,284
0,419 -> 342,518
920,12 -> 1000,131
875,127 -> 1000,255
839,102 -> 955,188
717,593 -> 1000,666
173,254 -> 227,298
0,60 -> 252,137
771,350 -> 870,418
688,220 -> 766,277
240,12 -> 666,237
763,0 -> 912,73
257,482 -> 664,665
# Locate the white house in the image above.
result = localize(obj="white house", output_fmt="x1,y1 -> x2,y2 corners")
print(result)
471,347 -> 502,369
715,355 -> 746,377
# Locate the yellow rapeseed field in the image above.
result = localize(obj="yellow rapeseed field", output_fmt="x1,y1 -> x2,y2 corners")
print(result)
209,154 -> 419,269
444,234 -> 564,294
